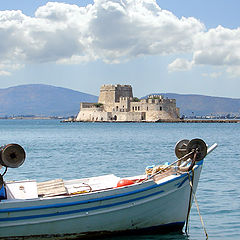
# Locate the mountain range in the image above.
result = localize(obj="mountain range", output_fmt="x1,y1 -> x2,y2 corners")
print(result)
0,84 -> 239,117
0,84 -> 97,117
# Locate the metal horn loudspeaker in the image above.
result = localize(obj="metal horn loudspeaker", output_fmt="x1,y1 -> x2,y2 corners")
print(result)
0,144 -> 26,168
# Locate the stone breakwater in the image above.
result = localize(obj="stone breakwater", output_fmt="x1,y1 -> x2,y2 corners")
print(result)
157,119 -> 240,123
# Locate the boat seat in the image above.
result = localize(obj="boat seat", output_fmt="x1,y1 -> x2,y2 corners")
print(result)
37,179 -> 67,197
5,180 -> 38,200
64,174 -> 121,194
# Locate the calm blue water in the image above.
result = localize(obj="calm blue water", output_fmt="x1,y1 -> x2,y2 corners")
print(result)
0,120 -> 239,240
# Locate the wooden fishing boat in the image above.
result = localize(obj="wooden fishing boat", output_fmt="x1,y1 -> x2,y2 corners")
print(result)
0,139 -> 217,239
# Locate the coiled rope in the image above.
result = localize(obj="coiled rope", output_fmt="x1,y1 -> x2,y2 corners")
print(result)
142,150 -> 194,183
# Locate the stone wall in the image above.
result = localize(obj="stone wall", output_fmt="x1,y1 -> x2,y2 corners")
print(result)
113,112 -> 143,121
76,109 -> 111,121
76,111 -> 143,122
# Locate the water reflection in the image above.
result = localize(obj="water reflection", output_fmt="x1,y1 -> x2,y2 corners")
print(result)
92,232 -> 188,240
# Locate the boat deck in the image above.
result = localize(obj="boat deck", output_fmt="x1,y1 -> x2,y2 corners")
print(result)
2,174 -> 151,201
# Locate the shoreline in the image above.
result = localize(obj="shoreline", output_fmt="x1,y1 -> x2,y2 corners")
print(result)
61,119 -> 240,123
1,117 -> 239,123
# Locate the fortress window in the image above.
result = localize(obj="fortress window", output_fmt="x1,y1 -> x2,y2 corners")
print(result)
160,106 -> 162,111
138,106 -> 140,111
132,107 -> 134,111
116,106 -> 119,111
135,106 -> 137,111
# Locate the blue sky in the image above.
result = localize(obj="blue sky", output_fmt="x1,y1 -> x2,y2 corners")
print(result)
0,0 -> 240,98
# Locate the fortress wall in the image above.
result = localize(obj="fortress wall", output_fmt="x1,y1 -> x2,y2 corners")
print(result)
119,97 -> 131,112
80,102 -> 96,108
146,111 -> 174,121
113,112 -> 143,121
76,111 -> 143,122
176,107 -> 180,117
162,101 -> 179,119
130,102 -> 164,112
76,110 -> 111,121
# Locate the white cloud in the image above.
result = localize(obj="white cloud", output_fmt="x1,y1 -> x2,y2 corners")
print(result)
0,0 -> 205,75
202,72 -> 223,78
0,70 -> 11,76
168,58 -> 193,72
0,0 -> 239,77
226,66 -> 240,78
88,0 -> 204,61
0,61 -> 23,76
193,26 -> 240,65
191,26 -> 240,76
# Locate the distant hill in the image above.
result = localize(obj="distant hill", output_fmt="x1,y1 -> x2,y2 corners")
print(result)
0,84 -> 239,117
146,93 -> 240,116
0,84 -> 98,117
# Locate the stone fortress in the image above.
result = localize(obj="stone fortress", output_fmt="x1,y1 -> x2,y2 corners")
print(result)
76,84 -> 180,122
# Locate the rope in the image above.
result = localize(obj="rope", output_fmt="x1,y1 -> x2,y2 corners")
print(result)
193,191 -> 209,239
2,167 -> 8,176
186,167 -> 208,240
142,150 -> 194,183
185,168 -> 194,235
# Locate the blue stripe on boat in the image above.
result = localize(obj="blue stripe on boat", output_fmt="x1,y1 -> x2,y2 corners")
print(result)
0,188 -> 165,221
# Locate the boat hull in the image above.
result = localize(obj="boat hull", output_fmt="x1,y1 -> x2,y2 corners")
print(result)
0,163 -> 203,239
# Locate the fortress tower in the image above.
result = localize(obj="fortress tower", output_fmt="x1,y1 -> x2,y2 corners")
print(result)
98,84 -> 133,104
98,85 -> 133,112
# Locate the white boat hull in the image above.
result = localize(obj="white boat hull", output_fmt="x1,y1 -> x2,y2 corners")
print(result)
0,162 -> 203,239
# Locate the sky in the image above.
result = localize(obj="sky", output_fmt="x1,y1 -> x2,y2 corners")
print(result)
0,0 -> 240,98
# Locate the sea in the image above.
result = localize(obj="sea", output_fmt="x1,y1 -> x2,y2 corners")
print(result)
0,120 -> 239,240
